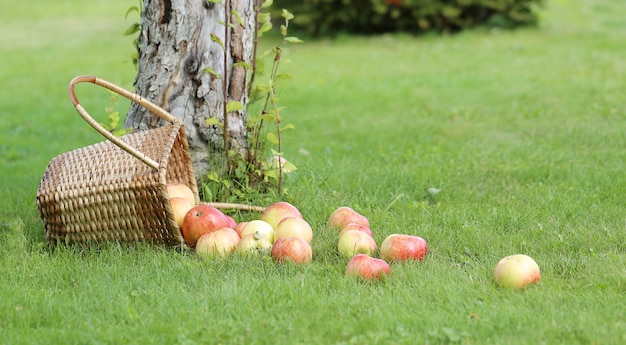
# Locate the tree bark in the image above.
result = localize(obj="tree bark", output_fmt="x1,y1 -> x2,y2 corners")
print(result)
125,0 -> 255,180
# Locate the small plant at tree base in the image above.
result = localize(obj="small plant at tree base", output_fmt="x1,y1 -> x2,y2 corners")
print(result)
203,0 -> 302,202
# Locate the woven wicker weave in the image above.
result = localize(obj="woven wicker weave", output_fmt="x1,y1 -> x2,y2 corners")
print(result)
37,76 -> 198,246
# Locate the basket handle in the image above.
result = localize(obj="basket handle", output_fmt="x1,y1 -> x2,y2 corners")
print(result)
68,75 -> 180,170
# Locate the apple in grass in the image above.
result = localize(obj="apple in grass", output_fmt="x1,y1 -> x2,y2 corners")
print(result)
239,220 -> 275,243
195,227 -> 240,258
271,237 -> 312,264
167,183 -> 196,206
493,254 -> 541,290
235,231 -> 273,256
181,204 -> 231,247
346,254 -> 391,281
233,221 -> 249,237
260,201 -> 303,230
337,230 -> 377,259
169,197 -> 193,228
338,223 -> 373,238
274,217 -> 313,243
379,234 -> 428,262
328,206 -> 370,229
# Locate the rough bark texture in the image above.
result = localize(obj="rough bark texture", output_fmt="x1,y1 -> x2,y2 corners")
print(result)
125,0 -> 255,180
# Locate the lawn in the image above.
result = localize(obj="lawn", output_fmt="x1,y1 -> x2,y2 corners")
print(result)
1,0 -> 625,344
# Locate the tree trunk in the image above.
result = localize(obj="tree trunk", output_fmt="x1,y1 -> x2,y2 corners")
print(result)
125,0 -> 255,181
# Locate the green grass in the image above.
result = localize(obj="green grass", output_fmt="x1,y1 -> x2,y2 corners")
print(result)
2,0 -> 626,344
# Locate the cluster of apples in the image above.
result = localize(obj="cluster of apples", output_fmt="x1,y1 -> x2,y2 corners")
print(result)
169,183 -> 541,289
328,206 -> 429,281
167,183 -> 313,262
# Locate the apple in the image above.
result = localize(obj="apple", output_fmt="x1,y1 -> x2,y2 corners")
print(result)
337,230 -> 377,259
233,221 -> 249,237
274,217 -> 313,243
338,223 -> 373,238
167,183 -> 196,206
169,197 -> 193,229
235,231 -> 273,256
260,201 -> 303,229
225,215 -> 237,229
379,234 -> 428,262
493,254 -> 541,290
239,220 -> 275,243
181,204 -> 231,247
271,237 -> 312,264
195,227 -> 240,258
345,254 -> 391,281
328,206 -> 370,229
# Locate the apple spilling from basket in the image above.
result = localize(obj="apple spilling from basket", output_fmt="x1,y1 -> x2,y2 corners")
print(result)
168,183 -> 541,289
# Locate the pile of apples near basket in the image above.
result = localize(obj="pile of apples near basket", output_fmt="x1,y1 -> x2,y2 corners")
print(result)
168,183 -> 541,289
167,182 -> 428,281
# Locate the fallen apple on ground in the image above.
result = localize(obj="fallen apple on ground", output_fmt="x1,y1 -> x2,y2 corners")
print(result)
328,206 -> 370,229
239,220 -> 275,243
274,216 -> 313,243
235,231 -> 273,256
181,204 -> 232,247
260,201 -> 303,230
195,227 -> 240,258
271,237 -> 312,264
169,197 -> 193,228
345,254 -> 391,281
379,234 -> 428,262
167,183 -> 196,206
338,223 -> 373,238
493,254 -> 541,290
338,230 -> 377,259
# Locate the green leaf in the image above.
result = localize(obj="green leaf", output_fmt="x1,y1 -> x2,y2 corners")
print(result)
202,67 -> 222,80
123,23 -> 141,36
210,34 -> 225,50
261,113 -> 276,122
226,101 -> 244,113
258,12 -> 271,24
285,36 -> 303,44
125,6 -> 140,20
266,132 -> 279,144
280,123 -> 295,131
275,73 -> 293,81
233,61 -> 253,70
281,9 -> 294,21
258,22 -> 273,36
232,10 -> 244,26
280,25 -> 287,36
261,0 -> 273,9
205,117 -> 223,128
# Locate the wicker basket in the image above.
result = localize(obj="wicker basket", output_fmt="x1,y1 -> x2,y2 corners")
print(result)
36,76 -> 198,246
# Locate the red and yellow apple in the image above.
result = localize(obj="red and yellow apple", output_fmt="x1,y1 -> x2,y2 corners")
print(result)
379,234 -> 428,262
167,183 -> 196,206
493,254 -> 541,290
235,231 -> 273,256
233,221 -> 249,237
328,206 -> 370,229
338,223 -> 373,238
239,220 -> 275,243
181,204 -> 231,247
271,237 -> 312,264
345,254 -> 391,281
274,217 -> 313,243
338,230 -> 377,259
195,227 -> 240,258
169,197 -> 193,229
260,201 -> 303,229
